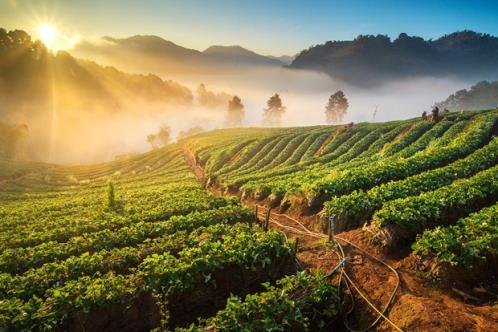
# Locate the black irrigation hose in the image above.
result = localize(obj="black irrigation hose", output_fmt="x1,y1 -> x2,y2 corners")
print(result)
256,206 -> 404,332
255,209 -> 304,271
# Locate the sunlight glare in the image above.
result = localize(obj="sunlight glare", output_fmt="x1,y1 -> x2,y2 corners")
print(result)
37,24 -> 58,49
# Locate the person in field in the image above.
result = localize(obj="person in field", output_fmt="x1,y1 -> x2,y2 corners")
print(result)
431,106 -> 440,123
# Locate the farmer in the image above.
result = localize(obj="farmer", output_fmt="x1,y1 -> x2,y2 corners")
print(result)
422,111 -> 427,120
431,106 -> 440,123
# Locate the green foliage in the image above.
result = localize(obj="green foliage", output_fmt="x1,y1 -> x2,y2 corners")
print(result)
182,109 -> 498,277
325,90 -> 349,124
0,225 -> 292,331
2,108 -> 498,330
436,80 -> 498,111
326,136 -> 498,225
372,164 -> 498,230
305,113 -> 496,203
107,180 -> 116,209
178,271 -> 340,332
413,203 -> 498,267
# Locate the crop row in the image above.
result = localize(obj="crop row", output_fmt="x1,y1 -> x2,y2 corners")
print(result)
372,164 -> 498,250
0,188 -> 231,251
231,134 -> 298,177
0,225 -> 292,331
178,271 -> 340,331
205,139 -> 255,173
259,133 -> 308,171
220,122 -> 407,192
325,136 -> 498,228
214,137 -> 274,176
0,205 -> 251,274
412,202 -> 498,268
396,121 -> 452,158
0,220 -> 251,301
240,119 -> 460,201
289,132 -> 327,164
304,114 -> 496,208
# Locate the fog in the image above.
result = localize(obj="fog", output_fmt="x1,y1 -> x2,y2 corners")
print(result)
172,66 -> 468,126
13,63 -> 471,165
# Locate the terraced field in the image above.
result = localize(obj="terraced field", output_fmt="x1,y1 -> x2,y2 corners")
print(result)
0,145 -> 338,331
1,109 -> 497,331
186,109 -> 498,280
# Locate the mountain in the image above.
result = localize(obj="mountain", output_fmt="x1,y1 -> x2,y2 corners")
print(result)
289,31 -> 498,86
0,28 -> 193,161
266,54 -> 294,65
73,35 -> 285,74
0,29 -> 192,117
203,45 -> 284,66
436,80 -> 498,111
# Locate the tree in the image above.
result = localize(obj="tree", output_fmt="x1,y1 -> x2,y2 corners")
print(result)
146,125 -> 171,150
435,80 -> 498,111
263,93 -> 286,126
177,126 -> 204,140
197,83 -> 231,109
325,91 -> 349,124
146,134 -> 158,149
156,125 -> 171,146
225,96 -> 245,127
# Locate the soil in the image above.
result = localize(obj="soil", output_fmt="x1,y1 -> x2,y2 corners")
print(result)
183,149 -> 498,332
252,206 -> 498,332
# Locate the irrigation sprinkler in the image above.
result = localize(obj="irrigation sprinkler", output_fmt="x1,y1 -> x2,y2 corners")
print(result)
264,207 -> 271,231
328,215 -> 336,243
293,237 -> 300,258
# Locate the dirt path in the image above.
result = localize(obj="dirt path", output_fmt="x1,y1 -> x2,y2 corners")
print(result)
253,206 -> 498,332
313,128 -> 343,157
182,147 -> 207,184
182,147 -> 498,331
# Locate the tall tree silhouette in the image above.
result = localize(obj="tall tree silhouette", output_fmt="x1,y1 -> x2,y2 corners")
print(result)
156,125 -> 171,146
146,125 -> 171,150
225,96 -> 245,127
325,91 -> 349,124
263,93 -> 286,126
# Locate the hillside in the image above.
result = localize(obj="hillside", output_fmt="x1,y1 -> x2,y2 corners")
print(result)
436,80 -> 498,111
0,29 -> 192,117
0,28 -> 193,162
73,35 -> 285,75
289,31 -> 498,86
1,109 -> 497,331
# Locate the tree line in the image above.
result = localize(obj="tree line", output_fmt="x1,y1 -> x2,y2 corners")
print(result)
222,90 -> 349,128
146,90 -> 349,149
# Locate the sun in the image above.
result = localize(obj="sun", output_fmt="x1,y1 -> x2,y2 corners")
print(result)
37,24 -> 58,50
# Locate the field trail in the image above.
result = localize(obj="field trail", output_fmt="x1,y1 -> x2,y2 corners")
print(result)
251,205 -> 498,332
182,147 -> 498,331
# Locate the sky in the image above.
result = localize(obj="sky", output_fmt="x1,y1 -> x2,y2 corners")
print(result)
2,0 -> 498,55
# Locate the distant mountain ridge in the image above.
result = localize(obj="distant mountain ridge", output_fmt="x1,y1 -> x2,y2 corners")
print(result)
0,30 -> 192,116
203,45 -> 284,66
0,28 -> 193,160
289,31 -> 498,86
74,35 -> 286,74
